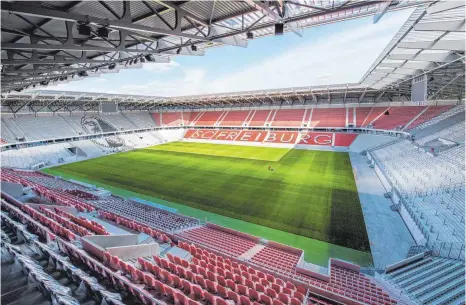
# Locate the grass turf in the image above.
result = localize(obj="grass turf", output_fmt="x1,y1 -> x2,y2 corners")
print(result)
49,142 -> 370,253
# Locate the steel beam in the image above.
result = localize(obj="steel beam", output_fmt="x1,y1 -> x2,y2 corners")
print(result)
2,43 -> 166,54
1,2 -> 211,41
1,57 -> 169,65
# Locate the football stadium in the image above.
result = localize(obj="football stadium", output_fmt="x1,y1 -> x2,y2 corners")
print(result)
0,1 -> 465,305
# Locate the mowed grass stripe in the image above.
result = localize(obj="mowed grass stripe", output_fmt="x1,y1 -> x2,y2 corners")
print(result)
152,142 -> 290,161
51,142 -> 370,251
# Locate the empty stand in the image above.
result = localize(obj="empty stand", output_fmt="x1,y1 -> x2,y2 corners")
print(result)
188,112 -> 205,126
93,196 -> 199,232
151,112 -> 161,126
362,107 -> 389,127
162,112 -> 184,126
371,107 -> 426,130
179,226 -> 257,257
272,109 -> 306,127
195,112 -> 225,126
220,111 -> 250,126
355,107 -> 373,127
122,112 -> 157,128
408,106 -> 453,129
311,108 -> 347,127
371,129 -> 465,248
384,254 -> 465,305
1,168 -> 403,305
249,110 -> 272,127
249,246 -> 301,274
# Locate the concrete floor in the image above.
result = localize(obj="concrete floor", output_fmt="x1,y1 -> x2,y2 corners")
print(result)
350,152 -> 414,268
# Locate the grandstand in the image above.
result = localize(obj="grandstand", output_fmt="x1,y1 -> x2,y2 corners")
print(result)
1,1 -> 465,305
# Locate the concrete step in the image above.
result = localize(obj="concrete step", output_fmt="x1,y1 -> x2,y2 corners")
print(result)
238,244 -> 265,261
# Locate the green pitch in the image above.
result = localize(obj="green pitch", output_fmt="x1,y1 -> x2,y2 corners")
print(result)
49,142 -> 370,253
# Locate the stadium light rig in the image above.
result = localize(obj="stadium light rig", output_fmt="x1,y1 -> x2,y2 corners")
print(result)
275,23 -> 284,35
97,27 -> 109,38
77,23 -> 92,36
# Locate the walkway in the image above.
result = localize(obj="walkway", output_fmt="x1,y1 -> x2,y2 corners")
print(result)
350,152 -> 414,268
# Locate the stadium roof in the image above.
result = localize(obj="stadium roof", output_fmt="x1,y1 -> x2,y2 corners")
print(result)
0,83 -> 417,113
1,0 -> 464,112
1,0 -> 425,92
360,2 -> 465,99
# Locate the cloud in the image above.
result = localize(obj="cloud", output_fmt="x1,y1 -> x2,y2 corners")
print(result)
119,67 -> 207,96
46,9 -> 413,97
203,9 -> 414,95
142,60 -> 180,73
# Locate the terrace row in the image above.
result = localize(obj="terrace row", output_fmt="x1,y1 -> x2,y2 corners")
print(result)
154,106 -> 452,130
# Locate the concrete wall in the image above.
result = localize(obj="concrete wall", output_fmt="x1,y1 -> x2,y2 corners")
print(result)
206,223 -> 261,242
373,162 -> 392,192
85,234 -> 138,248
81,234 -> 160,260
330,258 -> 360,272
349,134 -> 395,153
0,181 -> 24,198
399,205 -> 425,245
385,252 -> 425,273
107,244 -> 159,260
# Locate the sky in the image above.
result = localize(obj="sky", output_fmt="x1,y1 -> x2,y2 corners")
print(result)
48,8 -> 414,97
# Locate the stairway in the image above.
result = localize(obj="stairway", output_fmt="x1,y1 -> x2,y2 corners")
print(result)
238,244 -> 265,261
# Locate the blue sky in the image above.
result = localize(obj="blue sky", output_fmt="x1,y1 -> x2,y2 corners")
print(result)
50,8 -> 414,97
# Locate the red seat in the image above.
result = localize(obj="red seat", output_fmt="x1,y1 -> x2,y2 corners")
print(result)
207,271 -> 217,282
174,291 -> 186,305
206,279 -> 218,294
290,297 -> 301,305
272,283 -> 282,293
224,279 -> 235,291
164,286 -> 175,302
293,291 -> 305,302
260,294 -> 273,305
278,293 -> 290,305
238,284 -> 249,296
266,288 -> 277,299
192,284 -> 204,300
249,288 -> 260,301
204,292 -> 216,305
196,274 -> 206,288
217,299 -> 230,305
172,274 -> 181,288
245,279 -> 255,289
256,284 -> 265,293
228,291 -> 241,305
217,284 -> 229,298
217,275 -> 227,287
152,279 -> 164,294
240,295 -> 252,305
182,279 -> 192,295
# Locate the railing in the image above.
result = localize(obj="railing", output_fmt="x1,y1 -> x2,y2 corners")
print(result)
369,150 -> 466,261
427,240 -> 465,261
1,125 -> 411,152
0,125 -> 183,151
